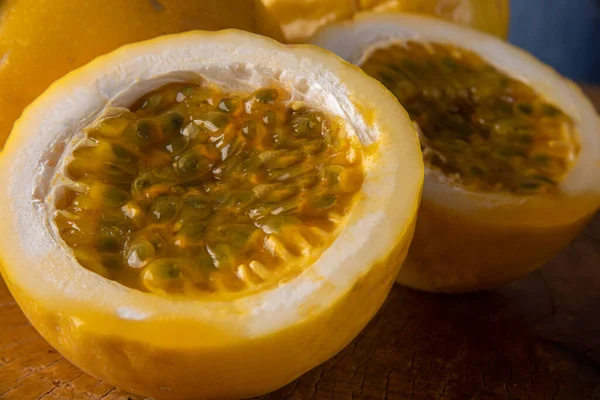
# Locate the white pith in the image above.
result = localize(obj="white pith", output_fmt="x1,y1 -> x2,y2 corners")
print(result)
0,30 -> 422,344
312,13 -> 600,224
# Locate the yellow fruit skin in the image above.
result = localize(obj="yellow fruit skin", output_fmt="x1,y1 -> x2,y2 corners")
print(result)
262,0 -> 508,43
398,200 -> 596,293
262,0 -> 357,43
361,0 -> 510,38
0,0 -> 282,148
1,214 -> 415,400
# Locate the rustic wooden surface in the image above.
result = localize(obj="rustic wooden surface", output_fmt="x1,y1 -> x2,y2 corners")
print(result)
0,86 -> 599,400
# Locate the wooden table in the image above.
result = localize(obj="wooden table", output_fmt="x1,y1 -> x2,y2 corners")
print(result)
1,87 -> 599,400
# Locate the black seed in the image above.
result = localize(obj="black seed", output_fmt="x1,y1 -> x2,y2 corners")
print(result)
111,144 -> 136,162
95,236 -> 121,252
100,254 -> 122,269
253,88 -> 279,104
149,196 -> 182,223
517,102 -> 534,115
163,112 -> 185,133
136,121 -> 151,140
542,103 -> 561,117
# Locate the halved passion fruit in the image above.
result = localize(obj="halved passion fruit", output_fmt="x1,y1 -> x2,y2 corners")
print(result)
0,31 -> 422,398
313,13 -> 600,293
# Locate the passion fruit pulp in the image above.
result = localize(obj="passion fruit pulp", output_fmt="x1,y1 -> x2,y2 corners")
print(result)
361,41 -> 578,194
54,82 -> 364,296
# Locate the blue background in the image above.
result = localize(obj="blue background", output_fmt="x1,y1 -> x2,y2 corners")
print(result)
509,0 -> 600,84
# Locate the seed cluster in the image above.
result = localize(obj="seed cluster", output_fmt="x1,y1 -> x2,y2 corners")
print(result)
54,83 -> 364,295
362,41 -> 578,194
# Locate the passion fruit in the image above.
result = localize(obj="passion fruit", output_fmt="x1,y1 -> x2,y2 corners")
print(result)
313,13 -> 600,293
0,30 -> 422,398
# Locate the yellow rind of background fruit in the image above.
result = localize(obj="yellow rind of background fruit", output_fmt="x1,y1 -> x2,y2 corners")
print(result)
361,0 -> 509,38
261,0 -> 509,43
0,31 -> 423,399
403,199 -> 597,292
261,0 -> 357,44
312,13 -> 600,293
0,0 -> 282,148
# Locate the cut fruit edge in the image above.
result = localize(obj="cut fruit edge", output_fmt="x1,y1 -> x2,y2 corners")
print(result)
312,12 -> 600,225
0,29 -> 423,348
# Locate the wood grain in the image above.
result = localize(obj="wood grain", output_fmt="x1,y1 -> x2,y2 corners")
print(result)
1,86 -> 599,400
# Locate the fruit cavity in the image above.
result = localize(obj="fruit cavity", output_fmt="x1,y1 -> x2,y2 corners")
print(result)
361,41 -> 578,194
53,82 -> 364,296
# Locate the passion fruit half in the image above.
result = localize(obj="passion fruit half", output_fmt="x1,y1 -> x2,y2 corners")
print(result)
0,30 -> 422,399
313,13 -> 600,293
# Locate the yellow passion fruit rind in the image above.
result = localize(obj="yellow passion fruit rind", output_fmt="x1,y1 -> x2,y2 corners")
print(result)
0,30 -> 422,399
261,0 -> 509,43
